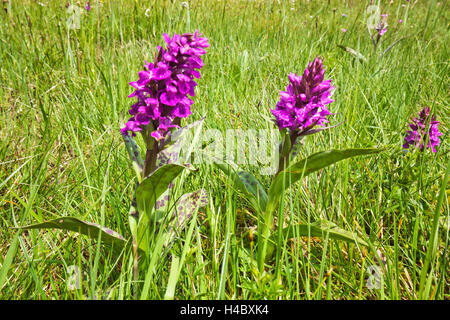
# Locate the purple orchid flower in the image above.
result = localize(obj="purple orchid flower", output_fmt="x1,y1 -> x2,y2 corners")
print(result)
271,57 -> 334,135
121,31 -> 209,141
403,107 -> 442,153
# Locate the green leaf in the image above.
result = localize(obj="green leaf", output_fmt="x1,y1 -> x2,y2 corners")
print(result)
280,129 -> 291,158
136,164 -> 190,219
133,161 -> 194,253
0,232 -> 20,290
16,217 -> 127,251
270,220 -> 368,247
262,220 -> 369,261
164,255 -> 180,300
216,163 -> 268,213
267,148 -> 383,213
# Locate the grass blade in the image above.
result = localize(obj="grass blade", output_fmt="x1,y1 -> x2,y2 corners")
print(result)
0,232 -> 20,290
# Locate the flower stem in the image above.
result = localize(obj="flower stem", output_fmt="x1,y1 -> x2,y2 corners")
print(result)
257,208 -> 274,273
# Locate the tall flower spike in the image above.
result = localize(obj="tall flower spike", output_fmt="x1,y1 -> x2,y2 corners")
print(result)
403,107 -> 442,153
121,31 -> 209,141
271,57 -> 334,135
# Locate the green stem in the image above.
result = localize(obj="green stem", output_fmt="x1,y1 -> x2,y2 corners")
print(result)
257,130 -> 298,273
276,130 -> 298,176
257,208 -> 274,273
142,125 -> 161,178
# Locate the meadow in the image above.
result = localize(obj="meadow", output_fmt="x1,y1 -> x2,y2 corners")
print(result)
0,0 -> 448,300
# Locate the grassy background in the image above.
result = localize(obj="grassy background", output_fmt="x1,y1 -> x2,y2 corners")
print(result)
0,0 -> 448,299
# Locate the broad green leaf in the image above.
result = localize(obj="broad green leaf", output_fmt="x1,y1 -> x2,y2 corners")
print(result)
134,213 -> 152,253
264,220 -> 369,261
279,129 -> 291,158
337,45 -> 368,63
270,220 -> 368,246
134,162 -> 194,253
16,217 -> 127,251
216,163 -> 268,213
267,148 -> 383,213
136,164 -> 189,219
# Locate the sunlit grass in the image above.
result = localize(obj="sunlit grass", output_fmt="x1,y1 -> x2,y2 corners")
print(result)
0,0 -> 448,300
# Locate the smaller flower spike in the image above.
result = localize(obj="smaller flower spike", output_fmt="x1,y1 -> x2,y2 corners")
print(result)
271,57 -> 334,135
403,107 -> 442,153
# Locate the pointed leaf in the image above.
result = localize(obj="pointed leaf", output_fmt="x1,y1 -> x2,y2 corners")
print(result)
16,217 -> 127,250
0,232 -> 20,290
271,220 -> 368,246
264,220 -> 369,261
135,163 -> 189,218
267,148 -> 383,213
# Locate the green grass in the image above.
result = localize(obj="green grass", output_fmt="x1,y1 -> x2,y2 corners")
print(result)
0,0 -> 448,300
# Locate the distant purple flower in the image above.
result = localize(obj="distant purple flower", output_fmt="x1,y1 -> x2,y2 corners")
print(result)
271,57 -> 334,134
399,19 -> 403,23
376,14 -> 388,37
85,1 -> 90,11
378,27 -> 387,36
341,28 -> 347,33
403,107 -> 442,153
342,13 -> 347,17
121,31 -> 209,140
